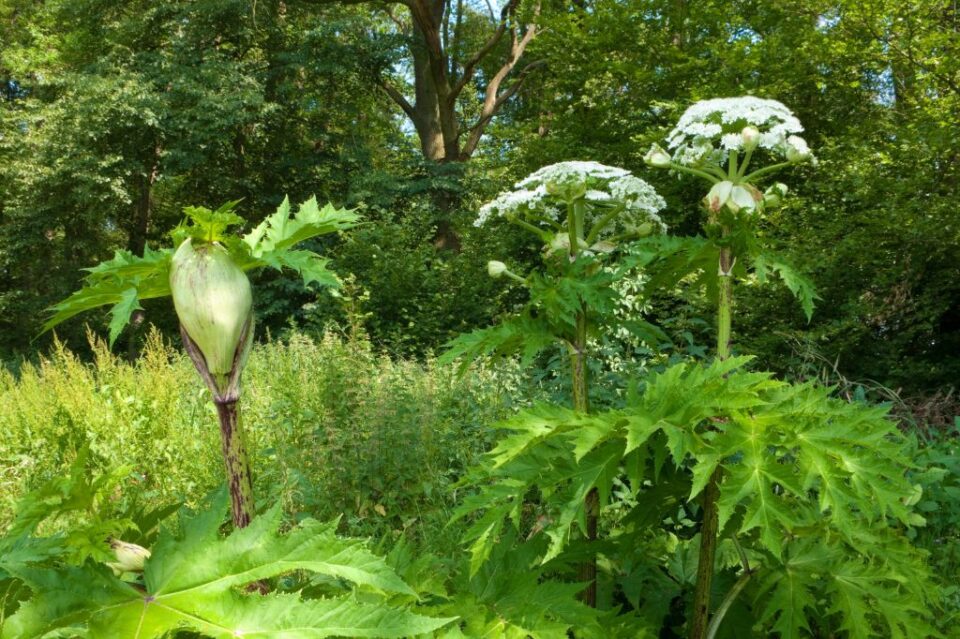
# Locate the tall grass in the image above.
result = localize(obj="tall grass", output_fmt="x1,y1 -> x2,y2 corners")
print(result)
0,329 -> 512,545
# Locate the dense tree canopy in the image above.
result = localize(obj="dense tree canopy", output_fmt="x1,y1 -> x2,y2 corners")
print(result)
1,0 -> 958,392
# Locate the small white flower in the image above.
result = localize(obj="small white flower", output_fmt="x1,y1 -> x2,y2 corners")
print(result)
704,181 -> 761,213
515,161 -> 630,189
487,260 -> 508,278
585,189 -> 613,202
729,184 -> 760,212
720,133 -> 743,151
705,181 -> 734,212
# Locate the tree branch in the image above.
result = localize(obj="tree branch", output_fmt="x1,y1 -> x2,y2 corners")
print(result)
460,59 -> 543,159
458,6 -> 542,160
379,78 -> 418,123
407,0 -> 453,107
493,59 -> 544,109
483,0 -> 496,21
449,0 -> 521,103
384,5 -> 408,32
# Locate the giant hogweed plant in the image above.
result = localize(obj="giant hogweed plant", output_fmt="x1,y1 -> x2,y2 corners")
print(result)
0,198 -> 456,638
44,197 -> 358,529
451,98 -> 940,638
444,161 -> 668,608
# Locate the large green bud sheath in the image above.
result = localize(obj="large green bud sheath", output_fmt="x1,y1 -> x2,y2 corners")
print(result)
170,239 -> 253,390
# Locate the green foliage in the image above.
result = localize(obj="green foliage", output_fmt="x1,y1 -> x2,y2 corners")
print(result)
42,248 -> 173,346
0,487 -> 453,639
0,0 -> 395,358
454,356 -> 940,636
752,253 -> 819,323
43,198 -> 357,347
0,449 -> 136,569
910,418 -> 960,625
442,248 -> 650,378
0,330 -> 509,547
240,196 -> 360,283
176,201 -> 246,244
386,533 -> 634,639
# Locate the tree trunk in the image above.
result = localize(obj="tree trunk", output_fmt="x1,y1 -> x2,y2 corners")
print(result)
126,150 -> 160,361
410,24 -> 444,161
128,152 -> 159,257
377,0 -> 540,164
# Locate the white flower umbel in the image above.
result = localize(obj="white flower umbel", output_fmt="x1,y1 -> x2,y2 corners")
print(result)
645,96 -> 814,219
665,96 -> 813,169
476,161 -> 667,246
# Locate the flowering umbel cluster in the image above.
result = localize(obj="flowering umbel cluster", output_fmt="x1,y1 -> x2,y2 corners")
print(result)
476,161 -> 666,235
477,162 -> 666,280
645,96 -> 813,217
662,96 -> 813,167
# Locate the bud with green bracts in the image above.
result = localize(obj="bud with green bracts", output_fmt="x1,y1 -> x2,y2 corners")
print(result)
763,183 -> 789,209
170,239 -> 254,395
785,135 -> 813,163
644,143 -> 672,168
107,539 -> 151,575
487,259 -> 527,284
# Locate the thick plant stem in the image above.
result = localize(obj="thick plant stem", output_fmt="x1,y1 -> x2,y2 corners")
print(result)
689,243 -> 734,639
571,308 -> 590,412
705,567 -> 753,639
571,303 -> 598,607
214,399 -> 256,528
180,323 -> 257,529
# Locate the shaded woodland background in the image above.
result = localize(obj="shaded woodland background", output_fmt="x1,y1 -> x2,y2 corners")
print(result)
1,0 -> 958,399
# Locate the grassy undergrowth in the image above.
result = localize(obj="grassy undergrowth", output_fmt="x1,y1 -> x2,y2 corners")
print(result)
0,329 -> 516,551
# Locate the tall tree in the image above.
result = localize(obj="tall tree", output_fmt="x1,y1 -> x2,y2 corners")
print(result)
309,0 -> 544,162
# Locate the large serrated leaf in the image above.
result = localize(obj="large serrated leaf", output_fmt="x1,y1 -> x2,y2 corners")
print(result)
1,493 -> 452,639
753,252 -> 820,322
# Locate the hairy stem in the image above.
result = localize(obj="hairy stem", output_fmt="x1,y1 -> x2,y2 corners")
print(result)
571,301 -> 598,607
214,399 -> 256,528
689,240 -> 734,639
669,163 -> 723,184
742,161 -> 793,183
180,323 -> 256,529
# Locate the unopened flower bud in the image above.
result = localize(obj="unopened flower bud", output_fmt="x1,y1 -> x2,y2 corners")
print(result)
644,144 -> 672,168
108,539 -> 151,574
785,135 -> 812,163
763,183 -> 789,208
170,239 -> 253,388
487,260 -> 508,278
741,126 -> 761,151
635,222 -> 654,237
